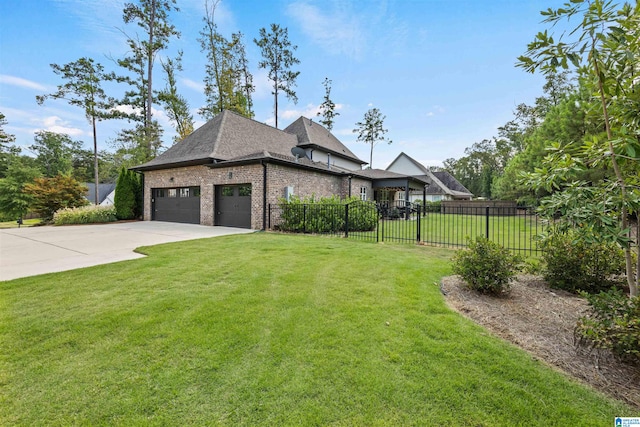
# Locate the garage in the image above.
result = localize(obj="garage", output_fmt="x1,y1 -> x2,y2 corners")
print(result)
152,186 -> 201,224
215,184 -> 252,228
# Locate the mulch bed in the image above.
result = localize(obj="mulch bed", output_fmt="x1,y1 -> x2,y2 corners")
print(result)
440,274 -> 640,409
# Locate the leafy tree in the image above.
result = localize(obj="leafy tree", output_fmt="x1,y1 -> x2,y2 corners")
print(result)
24,175 -> 89,221
29,131 -> 81,178
0,112 -> 21,178
158,53 -> 194,143
353,108 -> 392,169
0,158 -> 41,221
517,0 -> 640,297
114,166 -> 140,219
317,77 -> 339,131
119,0 -> 180,160
36,57 -> 119,204
254,23 -> 300,128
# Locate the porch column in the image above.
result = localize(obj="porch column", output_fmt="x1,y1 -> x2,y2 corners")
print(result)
405,180 -> 410,220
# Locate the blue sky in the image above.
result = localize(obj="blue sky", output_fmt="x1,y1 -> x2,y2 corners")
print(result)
0,0 -> 566,169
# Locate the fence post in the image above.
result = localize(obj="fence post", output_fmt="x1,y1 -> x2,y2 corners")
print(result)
416,204 -> 421,242
485,206 -> 490,239
345,203 -> 349,238
303,205 -> 307,233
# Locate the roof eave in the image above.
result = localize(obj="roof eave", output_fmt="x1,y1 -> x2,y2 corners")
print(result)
130,158 -> 215,172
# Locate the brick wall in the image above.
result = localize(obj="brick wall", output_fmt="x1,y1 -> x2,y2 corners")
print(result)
142,162 -> 371,229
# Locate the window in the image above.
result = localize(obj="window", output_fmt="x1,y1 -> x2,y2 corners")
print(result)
155,189 -> 165,198
239,185 -> 251,197
192,187 -> 201,197
360,186 -> 367,201
222,186 -> 234,196
397,191 -> 405,201
168,189 -> 177,198
180,188 -> 190,198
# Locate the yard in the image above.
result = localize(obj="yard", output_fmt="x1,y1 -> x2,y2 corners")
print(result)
0,233 -> 632,425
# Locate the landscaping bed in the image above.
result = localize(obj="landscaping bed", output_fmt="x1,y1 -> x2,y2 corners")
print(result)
440,274 -> 640,409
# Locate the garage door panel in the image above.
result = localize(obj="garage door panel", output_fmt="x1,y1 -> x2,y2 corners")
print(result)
215,184 -> 251,228
152,187 -> 200,224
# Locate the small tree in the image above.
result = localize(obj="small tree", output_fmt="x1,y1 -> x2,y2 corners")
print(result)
254,23 -> 300,128
24,175 -> 88,221
114,166 -> 139,220
317,77 -> 339,131
353,107 -> 392,169
0,159 -> 41,221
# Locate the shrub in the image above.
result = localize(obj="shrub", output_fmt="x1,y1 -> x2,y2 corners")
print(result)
575,289 -> 640,365
423,200 -> 442,213
277,195 -> 377,233
114,167 -> 139,220
53,204 -> 117,225
452,236 -> 522,295
540,231 -> 625,294
23,175 -> 88,221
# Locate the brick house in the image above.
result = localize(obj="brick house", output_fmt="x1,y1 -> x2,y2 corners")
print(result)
132,110 -> 428,229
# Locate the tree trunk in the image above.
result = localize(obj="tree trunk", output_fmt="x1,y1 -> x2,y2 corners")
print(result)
146,0 -> 156,157
92,116 -> 99,205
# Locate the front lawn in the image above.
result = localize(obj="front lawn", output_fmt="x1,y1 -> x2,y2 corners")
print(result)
0,234 -> 631,425
0,218 -> 41,228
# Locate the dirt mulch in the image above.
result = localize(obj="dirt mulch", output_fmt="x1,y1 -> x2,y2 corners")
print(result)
440,275 -> 640,409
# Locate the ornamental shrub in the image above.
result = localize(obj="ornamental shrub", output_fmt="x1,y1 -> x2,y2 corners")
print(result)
277,195 -> 377,233
452,236 -> 522,295
53,204 -> 117,225
23,175 -> 88,221
114,166 -> 138,220
575,289 -> 640,365
540,231 -> 625,294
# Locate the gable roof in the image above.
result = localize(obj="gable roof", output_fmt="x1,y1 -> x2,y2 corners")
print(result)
284,117 -> 365,164
386,152 -> 473,198
132,110 -> 299,171
83,183 -> 116,204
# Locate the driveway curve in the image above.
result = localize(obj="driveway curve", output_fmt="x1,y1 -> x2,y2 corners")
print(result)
0,221 -> 255,281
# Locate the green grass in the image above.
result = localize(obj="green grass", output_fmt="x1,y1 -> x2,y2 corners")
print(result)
0,234 -> 632,425
351,213 -> 543,253
0,218 -> 41,228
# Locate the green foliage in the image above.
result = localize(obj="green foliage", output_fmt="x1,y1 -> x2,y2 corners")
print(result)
353,107 -> 391,169
158,53 -> 194,143
277,195 -> 377,233
114,166 -> 140,220
29,131 -> 80,177
576,289 -> 640,365
0,158 -> 41,220
317,77 -> 339,131
53,204 -> 117,225
422,200 -> 442,213
23,175 -> 89,221
254,23 -> 300,128
452,236 -> 522,295
540,230 -> 626,294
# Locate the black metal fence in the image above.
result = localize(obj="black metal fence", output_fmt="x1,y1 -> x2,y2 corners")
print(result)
268,201 -> 544,253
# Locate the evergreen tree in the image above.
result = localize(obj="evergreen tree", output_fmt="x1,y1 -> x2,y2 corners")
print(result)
317,77 -> 339,131
114,166 -> 139,220
353,108 -> 391,169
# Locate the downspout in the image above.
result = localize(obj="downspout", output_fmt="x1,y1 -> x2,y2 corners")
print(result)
423,184 -> 427,217
262,160 -> 267,231
348,175 -> 352,198
405,179 -> 410,220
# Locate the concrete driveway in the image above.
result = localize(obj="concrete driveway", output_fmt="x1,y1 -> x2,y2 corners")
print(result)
0,221 -> 255,281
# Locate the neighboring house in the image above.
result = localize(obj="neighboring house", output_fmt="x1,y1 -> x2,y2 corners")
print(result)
132,110 -> 428,229
83,183 -> 117,205
386,152 -> 473,202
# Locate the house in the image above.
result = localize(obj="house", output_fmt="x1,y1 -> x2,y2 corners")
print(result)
386,152 -> 473,202
83,183 -> 116,205
132,110 -> 428,229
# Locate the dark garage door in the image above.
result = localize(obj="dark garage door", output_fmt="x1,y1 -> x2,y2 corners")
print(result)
152,187 -> 201,224
215,184 -> 252,228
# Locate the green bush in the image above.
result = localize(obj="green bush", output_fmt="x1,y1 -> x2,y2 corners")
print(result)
452,236 -> 522,295
575,289 -> 640,365
53,204 -> 117,225
277,195 -> 377,233
540,231 -> 625,294
114,167 -> 140,220
423,200 -> 442,213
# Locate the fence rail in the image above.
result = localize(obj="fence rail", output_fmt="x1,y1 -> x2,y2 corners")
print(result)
268,201 -> 545,253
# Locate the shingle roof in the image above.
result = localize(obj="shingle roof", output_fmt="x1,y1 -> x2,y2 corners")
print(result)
284,117 -> 365,164
133,110 -> 299,171
386,152 -> 473,197
83,183 -> 116,204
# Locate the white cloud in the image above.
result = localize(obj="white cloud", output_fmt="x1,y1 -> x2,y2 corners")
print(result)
286,1 -> 365,59
252,69 -> 272,100
0,75 -> 49,91
36,116 -> 85,137
282,103 -> 322,120
181,78 -> 205,92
